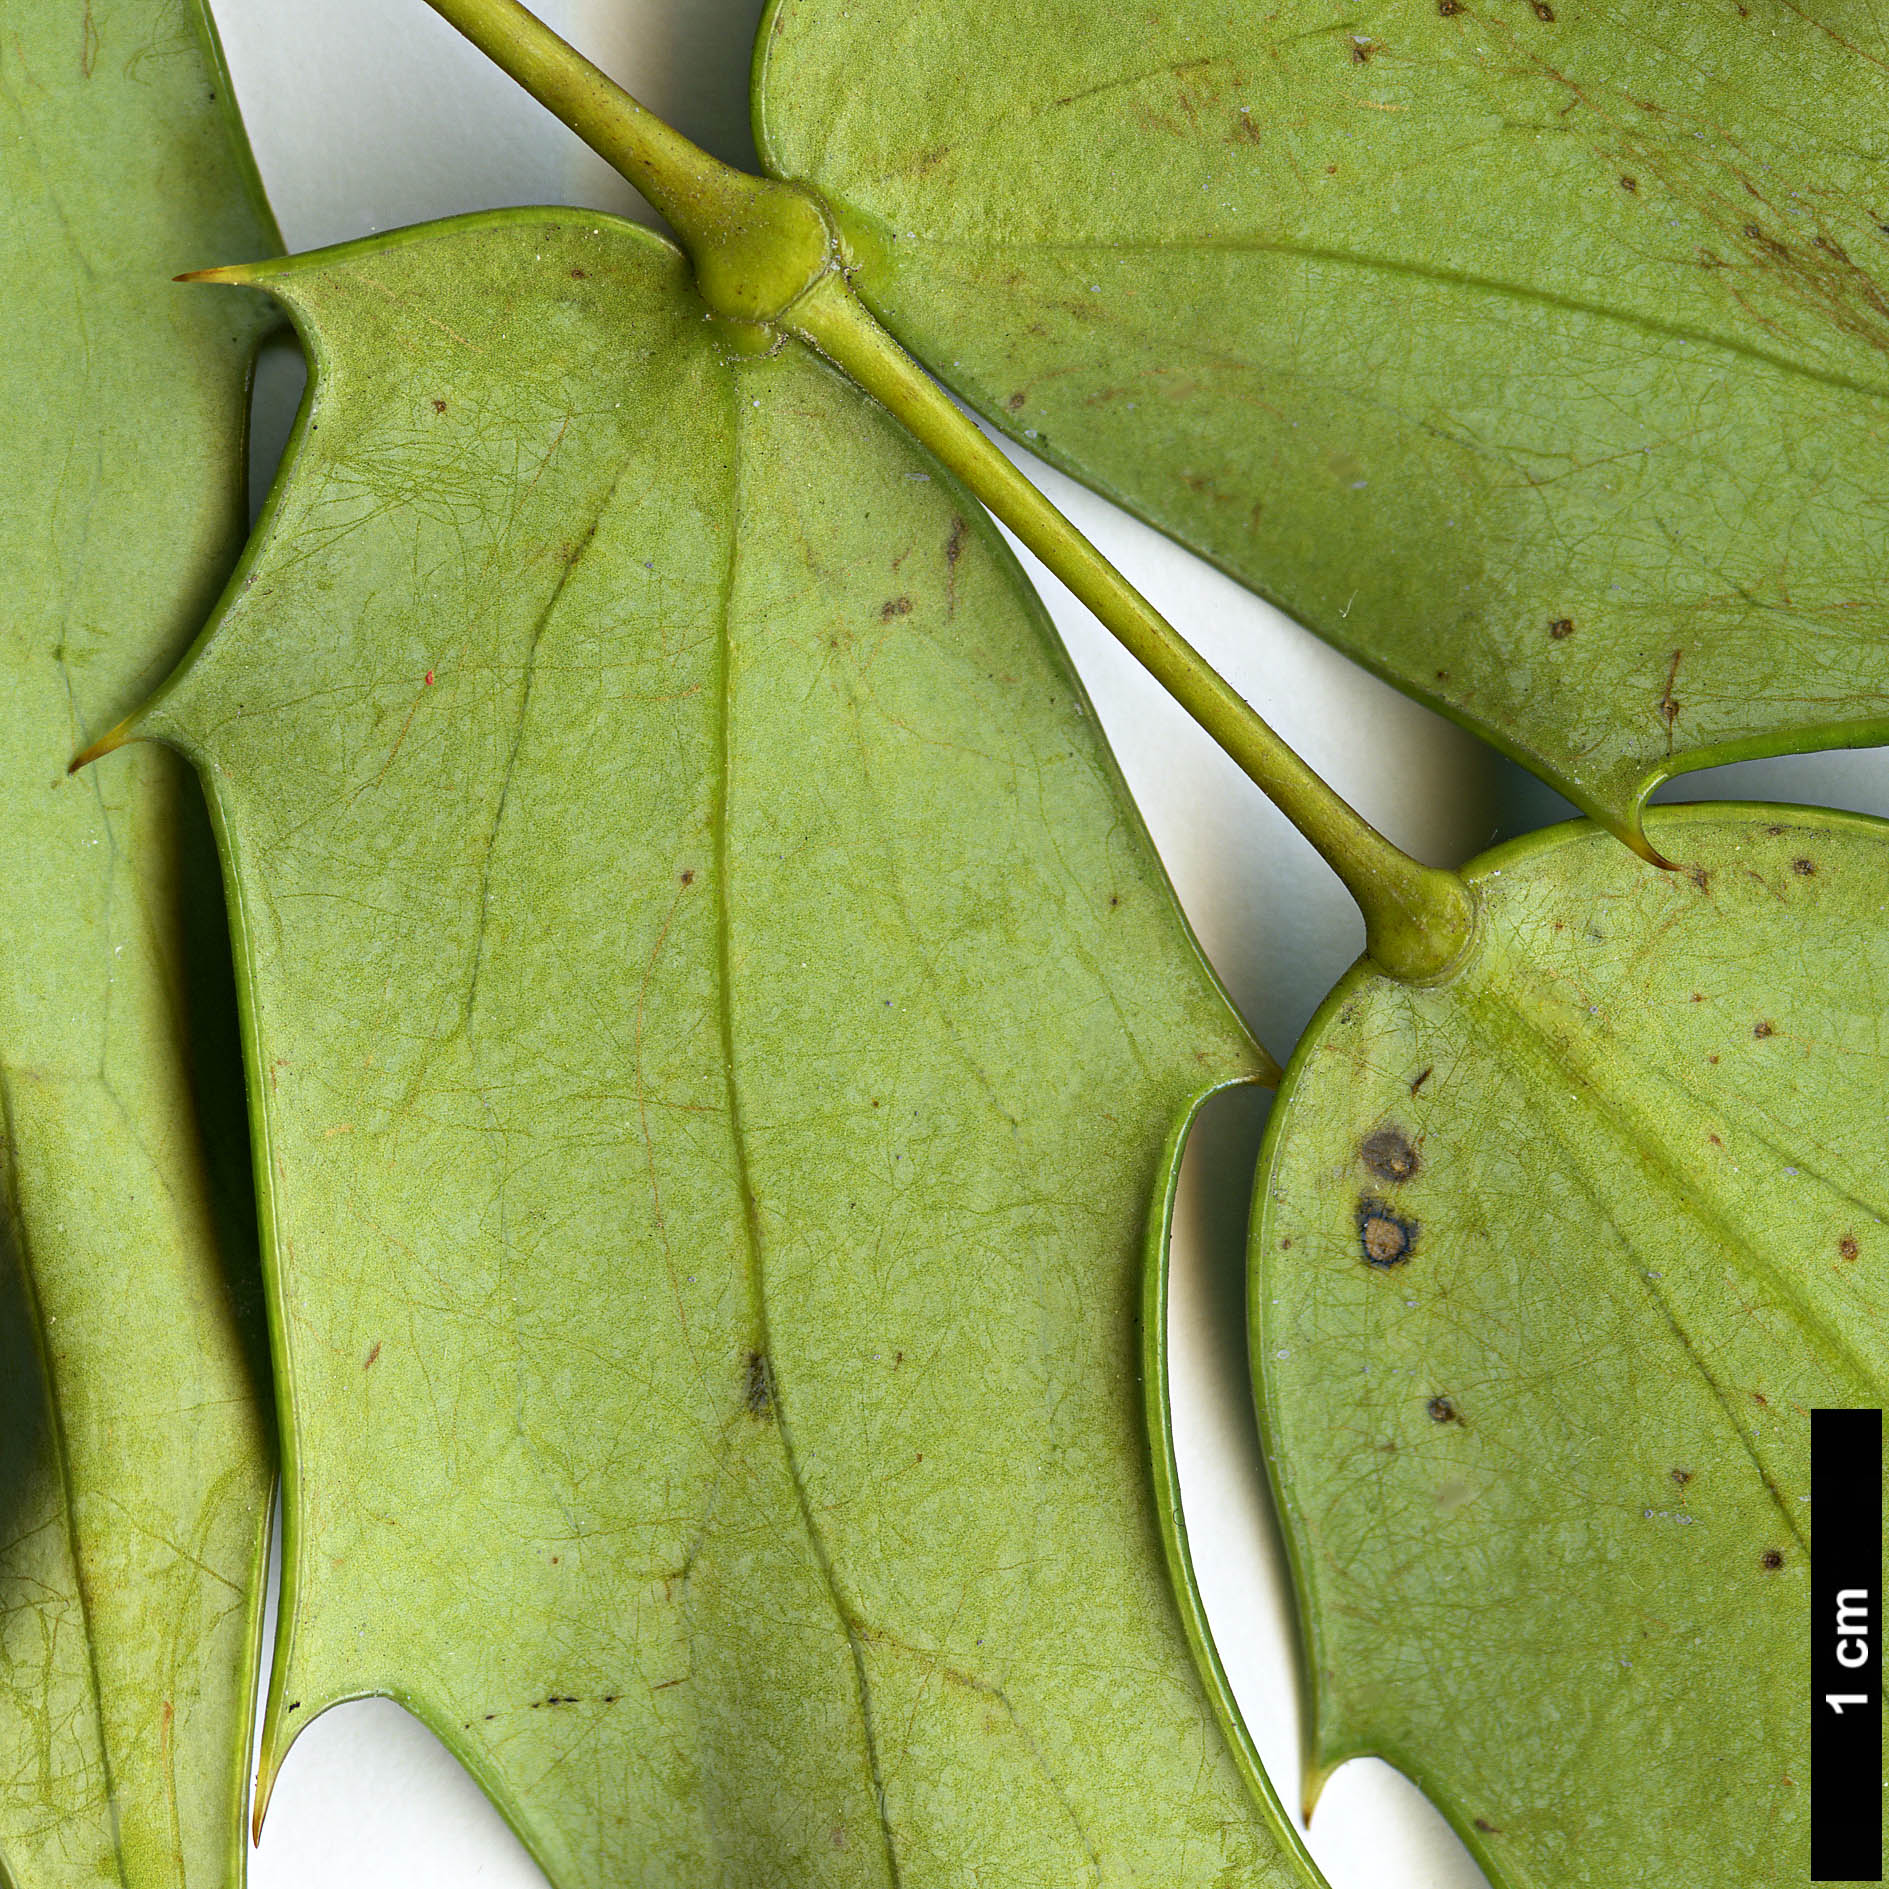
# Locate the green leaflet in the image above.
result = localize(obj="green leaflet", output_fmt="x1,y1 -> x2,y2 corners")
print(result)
143,209 -> 1320,1887
753,0 -> 1889,851
0,2 -> 275,1883
1250,804 -> 1888,1886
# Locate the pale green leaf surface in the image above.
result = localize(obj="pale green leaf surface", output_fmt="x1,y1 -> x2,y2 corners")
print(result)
0,3 -> 275,1883
146,210 -> 1318,1887
754,1 -> 1889,847
1250,804 -> 1888,1885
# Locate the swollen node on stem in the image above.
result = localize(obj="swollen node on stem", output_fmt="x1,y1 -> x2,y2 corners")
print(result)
416,0 -> 1477,989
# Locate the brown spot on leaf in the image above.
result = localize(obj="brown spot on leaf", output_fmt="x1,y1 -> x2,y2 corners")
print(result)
570,267 -> 588,279
1761,1549 -> 1784,1571
745,1350 -> 774,1420
1549,616 -> 1575,639
880,597 -> 913,619
1659,650 -> 1683,734
1671,1467 -> 1692,1486
1349,36 -> 1376,63
1841,1235 -> 1860,1262
1474,1818 -> 1502,1834
1754,1020 -> 1775,1038
1620,175 -> 1638,192
1410,1066 -> 1432,1095
1427,1395 -> 1460,1424
1793,857 -> 1816,876
432,399 -> 448,414
1359,1200 -> 1415,1268
1361,1126 -> 1420,1184
680,869 -> 695,886
364,1342 -> 381,1370
1437,0 -> 1464,13
1006,392 -> 1027,412
1532,1 -> 1555,17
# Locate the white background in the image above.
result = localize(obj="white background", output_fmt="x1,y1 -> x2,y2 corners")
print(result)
206,2 -> 1889,1882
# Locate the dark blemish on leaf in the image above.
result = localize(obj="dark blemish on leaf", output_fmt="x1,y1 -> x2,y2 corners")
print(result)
1841,1236 -> 1860,1262
1410,1066 -> 1432,1095
1361,1126 -> 1420,1184
1549,616 -> 1575,639
1427,1395 -> 1460,1424
1708,1133 -> 1723,1147
679,869 -> 695,886
745,1349 -> 774,1420
1108,893 -> 1120,907
364,1342 -> 381,1369
652,1677 -> 684,1691
1793,857 -> 1816,876
1437,0 -> 1464,13
1690,992 -> 1703,1002
1350,35 -> 1377,63
1752,1391 -> 1769,1407
1671,1467 -> 1692,1486
871,1098 -> 880,1107
1687,866 -> 1711,893
1708,1054 -> 1720,1065
602,1694 -> 619,1703
1358,1199 -> 1415,1268
1754,1020 -> 1775,1038
1006,392 -> 1027,411
881,597 -> 913,619
1659,650 -> 1683,735
570,267 -> 587,279
1474,1818 -> 1501,1835
1767,823 -> 1787,836
1280,1237 -> 1293,1250
1761,1549 -> 1785,1571
432,399 -> 447,414
1532,1 -> 1555,18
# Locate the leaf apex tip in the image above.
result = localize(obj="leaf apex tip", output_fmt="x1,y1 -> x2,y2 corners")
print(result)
68,720 -> 133,773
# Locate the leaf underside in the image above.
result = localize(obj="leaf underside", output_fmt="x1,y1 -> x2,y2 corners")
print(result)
755,0 -> 1889,846
150,211 -> 1317,1887
1251,804 -> 1888,1887
0,3 -> 275,1883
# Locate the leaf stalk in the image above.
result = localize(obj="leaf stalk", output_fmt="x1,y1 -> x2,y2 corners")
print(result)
416,0 -> 1474,982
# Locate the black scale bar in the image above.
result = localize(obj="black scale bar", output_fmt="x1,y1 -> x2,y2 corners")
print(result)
1813,1407 -> 1882,1882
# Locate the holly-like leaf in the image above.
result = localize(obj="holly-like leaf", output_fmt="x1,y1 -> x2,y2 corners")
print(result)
754,0 -> 1889,850
1249,803 -> 1887,1884
140,209 -> 1320,1886
0,2 -> 276,1881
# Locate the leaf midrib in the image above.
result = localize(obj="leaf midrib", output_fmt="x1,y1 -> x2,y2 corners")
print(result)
879,232 -> 1889,409
715,380 -> 904,1886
